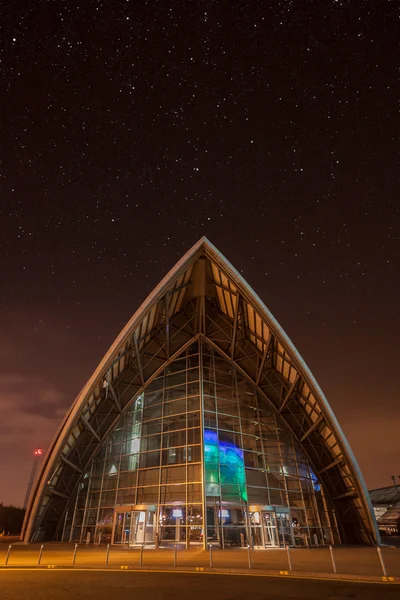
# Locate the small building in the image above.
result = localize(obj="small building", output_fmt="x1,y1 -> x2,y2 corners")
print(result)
369,486 -> 400,536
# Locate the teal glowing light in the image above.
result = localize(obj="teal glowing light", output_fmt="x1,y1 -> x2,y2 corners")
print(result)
204,429 -> 247,502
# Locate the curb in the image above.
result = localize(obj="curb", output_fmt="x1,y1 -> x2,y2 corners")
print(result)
0,564 -> 399,584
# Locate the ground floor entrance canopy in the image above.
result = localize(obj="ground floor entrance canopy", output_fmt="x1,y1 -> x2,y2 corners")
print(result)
22,238 -> 379,547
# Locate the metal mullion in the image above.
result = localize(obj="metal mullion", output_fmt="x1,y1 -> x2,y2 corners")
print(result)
80,459 -> 94,543
156,356 -> 166,541
69,481 -> 81,543
94,443 -> 110,544
307,461 -> 324,544
291,433 -> 310,546
213,348 -> 224,549
235,368 -> 250,545
254,391 -> 269,510
275,412 -> 291,547
185,347 -> 189,548
199,337 -> 207,550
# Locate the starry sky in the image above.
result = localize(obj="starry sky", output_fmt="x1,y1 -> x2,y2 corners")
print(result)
1,1 -> 398,506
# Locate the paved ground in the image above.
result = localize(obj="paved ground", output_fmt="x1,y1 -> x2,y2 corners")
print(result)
1,542 -> 399,580
0,570 -> 399,600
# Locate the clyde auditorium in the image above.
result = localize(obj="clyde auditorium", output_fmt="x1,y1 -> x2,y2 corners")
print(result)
22,238 -> 379,549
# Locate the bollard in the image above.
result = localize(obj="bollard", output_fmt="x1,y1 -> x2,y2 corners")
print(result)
377,546 -> 387,577
72,543 -> 78,566
247,545 -> 252,570
286,545 -> 292,572
105,543 -> 110,567
139,543 -> 144,566
174,544 -> 177,567
37,544 -> 44,566
209,543 -> 213,568
5,544 -> 12,566
329,545 -> 336,574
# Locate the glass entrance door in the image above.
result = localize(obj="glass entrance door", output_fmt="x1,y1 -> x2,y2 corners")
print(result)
262,511 -> 279,547
276,511 -> 295,547
249,511 -> 264,547
112,509 -> 155,545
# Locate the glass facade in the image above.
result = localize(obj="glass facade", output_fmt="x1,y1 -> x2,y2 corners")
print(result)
65,340 -> 339,548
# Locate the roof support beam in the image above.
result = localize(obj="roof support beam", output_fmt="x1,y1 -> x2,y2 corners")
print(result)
318,457 -> 344,474
48,488 -> 69,500
108,381 -> 121,412
80,417 -> 101,442
256,333 -> 272,386
230,293 -> 240,360
279,374 -> 300,413
332,490 -> 357,501
165,293 -> 170,360
300,414 -> 324,442
60,455 -> 83,474
133,332 -> 145,386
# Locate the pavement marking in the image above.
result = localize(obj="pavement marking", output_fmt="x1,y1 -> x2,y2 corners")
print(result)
0,567 -> 399,585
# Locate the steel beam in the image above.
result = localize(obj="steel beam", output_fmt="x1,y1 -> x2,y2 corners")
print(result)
319,457 -> 344,474
60,455 -> 83,474
279,374 -> 300,413
230,293 -> 240,359
80,418 -> 101,442
300,414 -> 324,442
48,488 -> 69,500
256,333 -> 272,386
133,332 -> 145,385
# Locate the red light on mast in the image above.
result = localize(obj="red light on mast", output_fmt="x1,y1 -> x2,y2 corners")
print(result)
34,448 -> 43,456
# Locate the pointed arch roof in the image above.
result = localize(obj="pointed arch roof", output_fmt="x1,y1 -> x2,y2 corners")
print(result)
22,237 -> 379,544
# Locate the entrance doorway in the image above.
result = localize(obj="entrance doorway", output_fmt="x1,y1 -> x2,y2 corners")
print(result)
112,509 -> 156,545
249,511 -> 279,547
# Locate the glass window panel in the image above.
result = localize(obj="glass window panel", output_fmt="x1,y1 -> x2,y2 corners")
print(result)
187,485 -> 202,503
163,414 -> 187,432
162,430 -> 186,448
142,404 -> 162,422
244,452 -> 264,469
187,428 -> 200,445
165,385 -> 186,401
245,468 -> 267,487
187,367 -> 199,381
203,396 -> 216,412
161,466 -> 186,484
140,434 -> 161,452
100,491 -> 116,506
166,371 -> 186,387
242,433 -> 262,452
267,472 -> 285,488
204,412 -> 217,428
217,398 -> 240,416
187,412 -> 200,428
120,454 -> 139,472
218,414 -> 241,432
269,488 -> 286,505
164,398 -> 187,416
187,464 -> 201,482
136,486 -> 158,503
187,382 -> 199,396
187,396 -> 200,412
159,505 -> 187,524
241,420 -> 259,436
138,469 -> 159,486
159,485 -> 186,503
144,389 -> 163,407
139,450 -> 160,469
162,447 -> 185,465
247,486 -> 269,504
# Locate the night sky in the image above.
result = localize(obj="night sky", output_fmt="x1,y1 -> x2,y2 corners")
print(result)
1,1 -> 398,506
